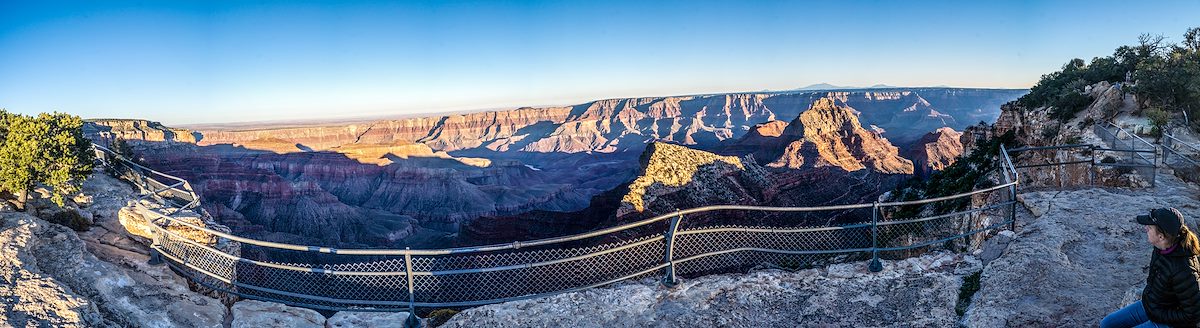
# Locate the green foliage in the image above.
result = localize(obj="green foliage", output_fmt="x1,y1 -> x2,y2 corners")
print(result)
1049,90 -> 1093,122
956,271 -> 983,316
1146,108 -> 1171,138
48,209 -> 91,231
427,309 -> 461,327
1130,28 -> 1200,133
0,110 -> 95,208
110,137 -> 135,161
1018,27 -> 1200,129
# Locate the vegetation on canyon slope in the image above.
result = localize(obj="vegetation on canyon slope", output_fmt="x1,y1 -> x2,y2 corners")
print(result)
1020,27 -> 1200,128
0,110 -> 94,209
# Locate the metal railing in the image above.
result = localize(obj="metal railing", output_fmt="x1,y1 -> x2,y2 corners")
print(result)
1162,131 -> 1200,183
1094,121 -> 1158,186
91,142 -> 1021,318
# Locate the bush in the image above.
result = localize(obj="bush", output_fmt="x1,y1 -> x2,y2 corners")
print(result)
956,271 -> 983,316
48,209 -> 91,232
0,110 -> 94,210
427,309 -> 460,327
1041,125 -> 1061,139
1050,91 -> 1093,122
1145,107 -> 1171,138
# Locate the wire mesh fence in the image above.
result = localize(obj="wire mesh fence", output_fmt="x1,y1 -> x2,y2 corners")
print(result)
92,142 -> 1022,314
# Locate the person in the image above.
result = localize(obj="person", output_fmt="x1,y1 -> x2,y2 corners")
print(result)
1102,207 -> 1200,328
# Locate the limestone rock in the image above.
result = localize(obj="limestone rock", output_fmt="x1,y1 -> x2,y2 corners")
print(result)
326,311 -> 412,328
442,252 -> 981,328
964,174 -> 1200,327
117,200 -> 237,254
231,300 -> 325,328
0,214 -> 109,328
0,211 -> 227,328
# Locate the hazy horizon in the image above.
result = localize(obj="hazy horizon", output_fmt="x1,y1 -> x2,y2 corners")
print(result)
2,0 -> 1198,125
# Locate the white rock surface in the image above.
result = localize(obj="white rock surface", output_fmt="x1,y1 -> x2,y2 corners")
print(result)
326,311 -> 411,328
0,211 -> 227,328
964,172 -> 1200,327
1,171 -> 229,328
0,213 -> 108,328
231,300 -> 325,328
443,252 -> 981,328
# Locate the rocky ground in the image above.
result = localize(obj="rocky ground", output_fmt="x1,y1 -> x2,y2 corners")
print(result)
964,170 -> 1200,327
0,171 -> 414,328
442,252 -> 981,327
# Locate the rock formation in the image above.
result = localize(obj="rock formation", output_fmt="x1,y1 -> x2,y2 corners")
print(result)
127,143 -> 634,247
85,88 -> 1023,155
230,300 -> 325,328
620,142 -> 747,215
765,98 -> 914,174
83,119 -> 197,144
907,127 -> 964,177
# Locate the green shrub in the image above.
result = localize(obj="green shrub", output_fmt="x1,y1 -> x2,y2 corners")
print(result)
0,110 -> 94,210
427,309 -> 460,327
956,271 -> 983,316
1050,91 -> 1093,122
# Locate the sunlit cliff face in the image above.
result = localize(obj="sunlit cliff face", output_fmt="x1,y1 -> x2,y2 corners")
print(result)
621,142 -> 744,213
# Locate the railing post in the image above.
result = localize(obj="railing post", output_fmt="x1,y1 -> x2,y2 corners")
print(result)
1089,146 -> 1096,186
1008,181 -> 1018,232
404,247 -> 421,328
147,223 -> 165,266
868,202 -> 882,273
661,210 -> 682,287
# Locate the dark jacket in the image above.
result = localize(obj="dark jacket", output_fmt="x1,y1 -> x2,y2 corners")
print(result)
1143,245 -> 1200,327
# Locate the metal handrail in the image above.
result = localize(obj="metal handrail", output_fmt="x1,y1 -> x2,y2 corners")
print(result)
1165,133 -> 1200,153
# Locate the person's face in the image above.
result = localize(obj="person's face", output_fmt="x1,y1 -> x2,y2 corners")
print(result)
1147,225 -> 1168,249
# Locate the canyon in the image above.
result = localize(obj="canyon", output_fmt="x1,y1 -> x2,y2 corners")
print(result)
86,88 -> 1024,248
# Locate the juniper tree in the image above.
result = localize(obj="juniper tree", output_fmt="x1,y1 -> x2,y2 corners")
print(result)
0,111 -> 94,210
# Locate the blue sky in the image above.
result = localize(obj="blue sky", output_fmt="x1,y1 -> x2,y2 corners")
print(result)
1,0 -> 1198,125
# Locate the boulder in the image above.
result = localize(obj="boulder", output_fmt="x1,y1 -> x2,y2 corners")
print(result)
231,300 -> 325,328
326,311 -> 412,328
0,212 -> 227,328
117,200 -> 239,255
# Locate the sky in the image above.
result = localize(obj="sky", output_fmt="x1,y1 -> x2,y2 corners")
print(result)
1,0 -> 1198,125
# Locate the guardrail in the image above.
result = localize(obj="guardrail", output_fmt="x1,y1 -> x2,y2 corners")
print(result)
1163,131 -> 1200,183
92,142 -> 1021,324
1094,121 -> 1158,187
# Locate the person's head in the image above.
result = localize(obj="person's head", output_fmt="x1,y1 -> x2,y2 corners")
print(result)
1137,207 -> 1198,253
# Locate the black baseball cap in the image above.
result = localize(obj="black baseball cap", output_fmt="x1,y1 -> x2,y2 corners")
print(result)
1137,208 -> 1186,238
